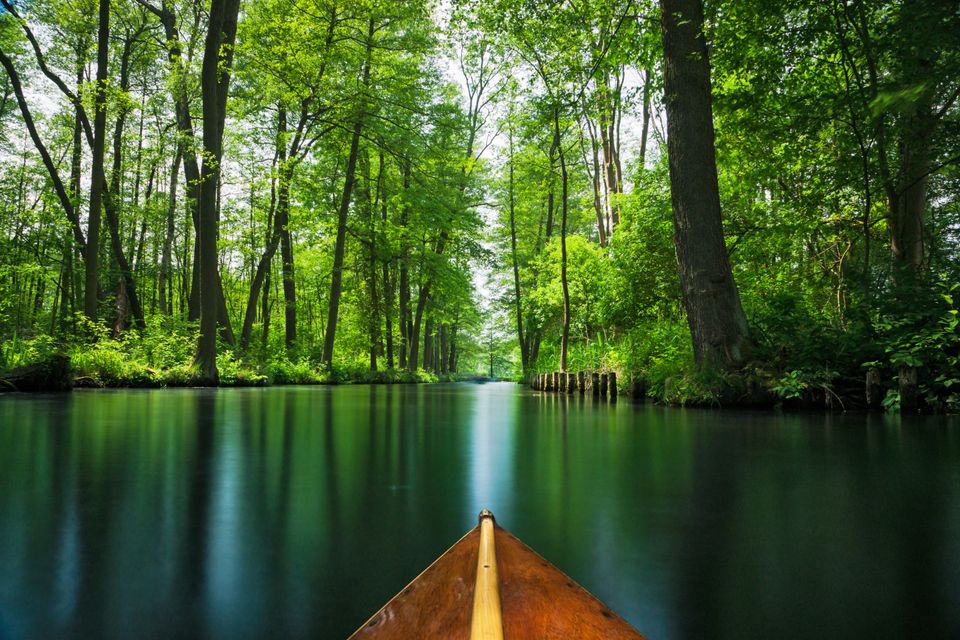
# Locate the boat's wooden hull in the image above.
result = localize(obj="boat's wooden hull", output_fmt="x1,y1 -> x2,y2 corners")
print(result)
349,523 -> 645,639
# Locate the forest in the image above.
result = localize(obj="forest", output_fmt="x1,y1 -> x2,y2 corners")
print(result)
0,0 -> 958,411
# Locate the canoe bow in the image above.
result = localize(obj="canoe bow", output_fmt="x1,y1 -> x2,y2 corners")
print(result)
348,510 -> 645,639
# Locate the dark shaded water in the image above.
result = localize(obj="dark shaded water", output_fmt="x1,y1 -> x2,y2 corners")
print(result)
0,383 -> 958,639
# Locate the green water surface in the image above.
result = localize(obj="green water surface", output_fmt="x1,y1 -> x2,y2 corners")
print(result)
0,383 -> 958,639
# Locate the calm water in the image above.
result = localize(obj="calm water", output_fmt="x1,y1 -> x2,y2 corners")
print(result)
0,383 -> 958,639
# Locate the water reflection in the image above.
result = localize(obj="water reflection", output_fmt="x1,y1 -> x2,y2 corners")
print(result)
0,385 -> 958,639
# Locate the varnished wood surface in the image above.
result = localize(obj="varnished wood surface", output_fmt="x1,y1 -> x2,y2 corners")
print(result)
496,527 -> 644,639
470,515 -> 503,639
347,522 -> 645,640
348,527 -> 478,640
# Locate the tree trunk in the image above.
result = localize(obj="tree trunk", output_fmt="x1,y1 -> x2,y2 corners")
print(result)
104,34 -> 146,331
151,0 -> 231,340
274,110 -> 297,350
159,146 -> 181,315
599,78 -> 620,232
439,324 -> 448,375
554,110 -> 571,372
889,104 -> 933,283
423,317 -> 434,373
0,24 -> 86,255
508,128 -> 528,373
545,127 -> 558,239
448,325 -> 457,373
322,17 -> 375,367
408,282 -> 428,371
381,177 -> 395,369
399,263 -> 410,369
84,0 -> 111,321
194,0 -> 241,383
362,150 -> 380,371
280,202 -> 296,350
661,0 -> 750,369
397,162 -> 411,370
585,120 -> 608,248
261,261 -> 271,351
240,220 -> 281,351
639,66 -> 652,164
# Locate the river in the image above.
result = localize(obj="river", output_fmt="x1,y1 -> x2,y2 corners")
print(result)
0,383 -> 958,639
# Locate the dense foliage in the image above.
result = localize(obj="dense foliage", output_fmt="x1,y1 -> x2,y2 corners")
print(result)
1,0 -> 958,410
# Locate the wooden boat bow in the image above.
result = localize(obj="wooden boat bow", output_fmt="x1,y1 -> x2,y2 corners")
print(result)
348,510 -> 645,639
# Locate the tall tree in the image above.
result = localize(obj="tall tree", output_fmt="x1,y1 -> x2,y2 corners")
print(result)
321,16 -> 374,367
194,0 -> 241,383
84,0 -> 111,320
507,125 -> 527,373
661,0 -> 750,368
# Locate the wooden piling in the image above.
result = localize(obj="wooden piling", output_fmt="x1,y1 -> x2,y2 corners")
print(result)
609,372 -> 617,400
599,373 -> 608,399
591,373 -> 600,397
567,373 -> 576,394
899,365 -> 918,412
577,371 -> 585,394
865,369 -> 882,410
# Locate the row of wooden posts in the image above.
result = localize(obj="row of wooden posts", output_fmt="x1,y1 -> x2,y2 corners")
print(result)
527,371 -> 618,400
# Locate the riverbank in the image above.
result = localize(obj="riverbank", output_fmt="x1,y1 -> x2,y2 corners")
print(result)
2,332 -> 955,414
525,364 -> 959,414
0,349 -> 443,392
2,348 -> 951,415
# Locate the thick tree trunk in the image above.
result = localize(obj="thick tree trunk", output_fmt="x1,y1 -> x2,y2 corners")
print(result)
151,0 -> 231,341
661,0 -> 750,369
889,106 -> 933,282
194,0 -> 241,383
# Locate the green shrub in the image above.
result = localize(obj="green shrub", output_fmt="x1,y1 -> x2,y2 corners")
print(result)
0,334 -> 59,373
264,357 -> 325,384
